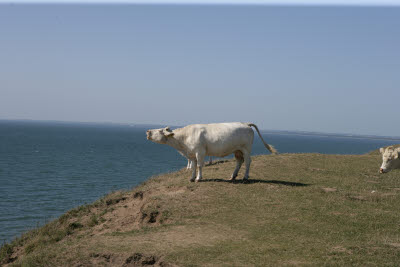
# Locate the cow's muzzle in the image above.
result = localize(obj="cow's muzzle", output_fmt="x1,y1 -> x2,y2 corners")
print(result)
379,168 -> 386,174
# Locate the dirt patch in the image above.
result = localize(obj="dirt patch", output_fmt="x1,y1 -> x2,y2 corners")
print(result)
0,245 -> 16,265
321,187 -> 337,193
95,223 -> 247,256
89,252 -> 113,263
87,252 -> 173,266
123,253 -> 174,266
124,253 -> 156,266
142,211 -> 160,224
77,183 -> 192,237
134,191 -> 144,200
106,197 -> 128,206
89,196 -> 146,234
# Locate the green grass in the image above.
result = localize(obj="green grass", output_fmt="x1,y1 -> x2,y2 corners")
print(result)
1,152 -> 400,266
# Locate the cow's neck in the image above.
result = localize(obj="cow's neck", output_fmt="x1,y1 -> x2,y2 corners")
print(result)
165,129 -> 188,157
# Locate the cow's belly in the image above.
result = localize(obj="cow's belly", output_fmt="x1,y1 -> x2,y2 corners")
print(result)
206,141 -> 250,157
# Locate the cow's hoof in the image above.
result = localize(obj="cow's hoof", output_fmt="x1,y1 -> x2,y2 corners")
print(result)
189,178 -> 195,182
195,178 -> 202,183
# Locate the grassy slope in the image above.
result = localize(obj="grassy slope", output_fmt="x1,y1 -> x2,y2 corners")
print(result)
1,152 -> 400,266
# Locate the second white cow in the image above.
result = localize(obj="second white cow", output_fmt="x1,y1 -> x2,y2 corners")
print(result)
379,146 -> 400,173
146,122 -> 277,182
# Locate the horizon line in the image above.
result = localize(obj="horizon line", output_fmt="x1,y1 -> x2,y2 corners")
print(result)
2,0 -> 400,6
2,119 -> 400,140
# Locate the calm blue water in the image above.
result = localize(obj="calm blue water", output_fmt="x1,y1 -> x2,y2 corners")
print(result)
0,121 -> 398,243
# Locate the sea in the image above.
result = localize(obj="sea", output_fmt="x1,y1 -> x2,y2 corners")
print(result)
1,120 -> 399,243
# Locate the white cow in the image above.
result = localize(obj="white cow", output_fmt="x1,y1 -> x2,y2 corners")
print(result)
146,122 -> 277,182
379,146 -> 400,173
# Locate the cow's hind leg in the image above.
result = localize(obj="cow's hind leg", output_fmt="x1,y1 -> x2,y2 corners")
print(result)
243,150 -> 252,180
231,150 -> 244,180
195,151 -> 205,182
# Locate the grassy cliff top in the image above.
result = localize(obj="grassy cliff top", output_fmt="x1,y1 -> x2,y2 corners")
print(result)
1,152 -> 400,266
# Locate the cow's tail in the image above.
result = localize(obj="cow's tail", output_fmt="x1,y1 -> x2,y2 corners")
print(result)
248,123 -> 278,155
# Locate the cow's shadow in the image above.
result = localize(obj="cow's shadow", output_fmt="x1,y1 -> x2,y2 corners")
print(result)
205,160 -> 230,166
200,178 -> 310,187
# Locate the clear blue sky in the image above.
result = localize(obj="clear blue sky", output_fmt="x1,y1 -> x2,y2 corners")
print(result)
1,2 -> 399,136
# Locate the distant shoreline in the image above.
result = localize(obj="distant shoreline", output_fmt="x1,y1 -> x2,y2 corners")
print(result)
261,130 -> 400,142
1,119 -> 400,142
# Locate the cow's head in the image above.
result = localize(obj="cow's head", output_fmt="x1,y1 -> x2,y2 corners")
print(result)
146,127 -> 174,144
379,146 -> 400,173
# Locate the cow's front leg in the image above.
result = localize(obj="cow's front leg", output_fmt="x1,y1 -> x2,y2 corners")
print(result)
195,152 -> 205,182
190,159 -> 197,182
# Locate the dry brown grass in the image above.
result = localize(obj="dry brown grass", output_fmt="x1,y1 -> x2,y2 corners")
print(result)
2,152 -> 400,266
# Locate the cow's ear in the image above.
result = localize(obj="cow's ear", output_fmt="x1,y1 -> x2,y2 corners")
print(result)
395,148 -> 400,159
379,148 -> 385,154
163,127 -> 174,137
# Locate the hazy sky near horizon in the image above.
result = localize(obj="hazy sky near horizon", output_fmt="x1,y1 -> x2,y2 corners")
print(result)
1,2 -> 399,135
